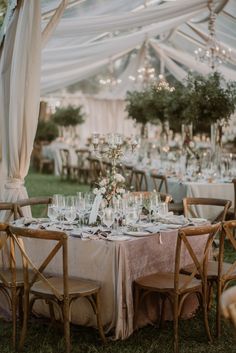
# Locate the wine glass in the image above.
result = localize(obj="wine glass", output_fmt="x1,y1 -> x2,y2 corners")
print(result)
125,208 -> 139,227
102,207 -> 115,231
47,204 -> 58,223
158,202 -> 168,218
76,195 -> 86,227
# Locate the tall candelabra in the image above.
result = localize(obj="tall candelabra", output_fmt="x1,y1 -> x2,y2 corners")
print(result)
91,133 -> 138,175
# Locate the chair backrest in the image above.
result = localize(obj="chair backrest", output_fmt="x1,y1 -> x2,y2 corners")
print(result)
60,148 -> 70,166
130,169 -> 148,191
16,197 -> 52,218
219,220 -> 236,285
183,197 -> 231,223
88,157 -> 105,180
75,148 -> 90,168
0,223 -> 15,285
9,225 -> 68,301
0,202 -> 20,222
232,179 -> 236,219
175,223 -> 221,293
151,173 -> 169,193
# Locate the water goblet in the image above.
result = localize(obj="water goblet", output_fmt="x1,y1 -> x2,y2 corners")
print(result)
102,207 -> 115,232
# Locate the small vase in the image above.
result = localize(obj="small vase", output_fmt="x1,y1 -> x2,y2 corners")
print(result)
211,122 -> 223,152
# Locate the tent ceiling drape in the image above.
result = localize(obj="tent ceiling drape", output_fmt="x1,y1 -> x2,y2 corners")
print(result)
39,0 -> 236,97
1,0 -> 236,203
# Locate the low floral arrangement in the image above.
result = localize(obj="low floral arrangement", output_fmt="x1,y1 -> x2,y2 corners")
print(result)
93,172 -> 126,206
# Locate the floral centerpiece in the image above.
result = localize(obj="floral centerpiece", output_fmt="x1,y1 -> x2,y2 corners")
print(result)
93,171 -> 126,206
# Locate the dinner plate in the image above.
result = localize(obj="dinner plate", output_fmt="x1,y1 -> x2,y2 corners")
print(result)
106,235 -> 131,241
123,231 -> 153,237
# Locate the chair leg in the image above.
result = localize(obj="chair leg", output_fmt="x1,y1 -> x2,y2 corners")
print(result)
216,281 -> 223,337
94,293 -> 106,344
11,285 -> 17,350
202,286 -> 212,343
19,289 -> 30,351
63,299 -> 70,353
173,294 -> 179,353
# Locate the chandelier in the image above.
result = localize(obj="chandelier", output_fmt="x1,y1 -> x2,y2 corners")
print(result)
194,0 -> 231,70
129,40 -> 156,88
155,74 -> 175,92
99,59 -> 122,90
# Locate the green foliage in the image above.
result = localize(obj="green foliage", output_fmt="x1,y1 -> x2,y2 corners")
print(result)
0,0 -> 7,27
52,105 -> 85,127
164,82 -> 189,132
125,86 -> 170,128
35,120 -> 59,143
184,72 -> 236,132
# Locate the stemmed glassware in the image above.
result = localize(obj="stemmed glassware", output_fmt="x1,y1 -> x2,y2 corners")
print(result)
64,196 -> 77,225
102,207 -> 115,232
52,194 -> 65,226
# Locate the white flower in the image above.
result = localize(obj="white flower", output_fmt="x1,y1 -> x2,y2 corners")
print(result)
93,188 -> 100,195
119,188 -> 125,194
100,187 -> 106,194
99,178 -> 108,187
114,173 -> 125,183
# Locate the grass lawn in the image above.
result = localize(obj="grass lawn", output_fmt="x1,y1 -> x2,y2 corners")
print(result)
0,171 -> 235,353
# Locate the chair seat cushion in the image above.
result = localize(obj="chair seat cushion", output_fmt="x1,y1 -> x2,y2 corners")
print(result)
135,272 -> 201,292
31,276 -> 100,297
181,261 -> 236,279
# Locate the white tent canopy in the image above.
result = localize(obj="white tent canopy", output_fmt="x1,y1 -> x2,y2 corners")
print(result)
0,0 -> 236,202
39,0 -> 236,96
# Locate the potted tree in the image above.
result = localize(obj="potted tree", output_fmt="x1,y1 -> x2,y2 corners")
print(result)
52,105 -> 85,139
184,72 -> 236,148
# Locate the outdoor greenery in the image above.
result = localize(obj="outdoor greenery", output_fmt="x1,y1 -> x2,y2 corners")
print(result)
35,120 -> 59,143
0,0 -> 7,27
52,105 -> 85,127
125,72 -> 236,136
184,72 -> 236,133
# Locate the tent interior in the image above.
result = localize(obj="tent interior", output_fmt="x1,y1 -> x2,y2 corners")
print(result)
0,0 -> 236,201
37,0 -> 236,140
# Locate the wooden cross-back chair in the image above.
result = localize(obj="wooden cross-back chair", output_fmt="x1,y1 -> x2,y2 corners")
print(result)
129,169 -> 148,191
0,222 -> 25,349
0,202 -> 20,222
16,196 -> 52,219
9,225 -> 106,353
88,156 -> 105,188
134,223 -> 221,353
183,197 -> 231,223
151,173 -> 169,193
181,220 -> 236,337
75,148 -> 91,184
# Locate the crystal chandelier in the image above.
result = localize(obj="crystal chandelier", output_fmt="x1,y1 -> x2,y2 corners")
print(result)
99,59 -> 122,90
155,74 -> 175,92
129,40 -> 156,88
194,0 -> 231,70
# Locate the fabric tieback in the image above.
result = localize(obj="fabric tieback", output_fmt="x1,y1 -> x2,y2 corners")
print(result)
5,178 -> 25,189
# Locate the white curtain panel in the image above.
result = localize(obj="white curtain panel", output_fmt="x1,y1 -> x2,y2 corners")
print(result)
0,1 -> 41,205
0,0 -> 67,205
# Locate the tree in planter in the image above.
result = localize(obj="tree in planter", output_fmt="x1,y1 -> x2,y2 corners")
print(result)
165,82 -> 189,134
184,72 -> 236,145
35,120 -> 59,143
52,105 -> 85,127
125,89 -> 159,137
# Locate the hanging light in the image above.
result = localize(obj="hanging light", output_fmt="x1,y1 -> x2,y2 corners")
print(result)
155,74 -> 175,92
194,0 -> 231,70
128,40 -> 156,88
99,58 -> 122,90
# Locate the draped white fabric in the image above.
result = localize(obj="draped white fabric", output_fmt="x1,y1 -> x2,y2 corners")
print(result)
39,0 -> 236,96
0,0 -> 67,203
